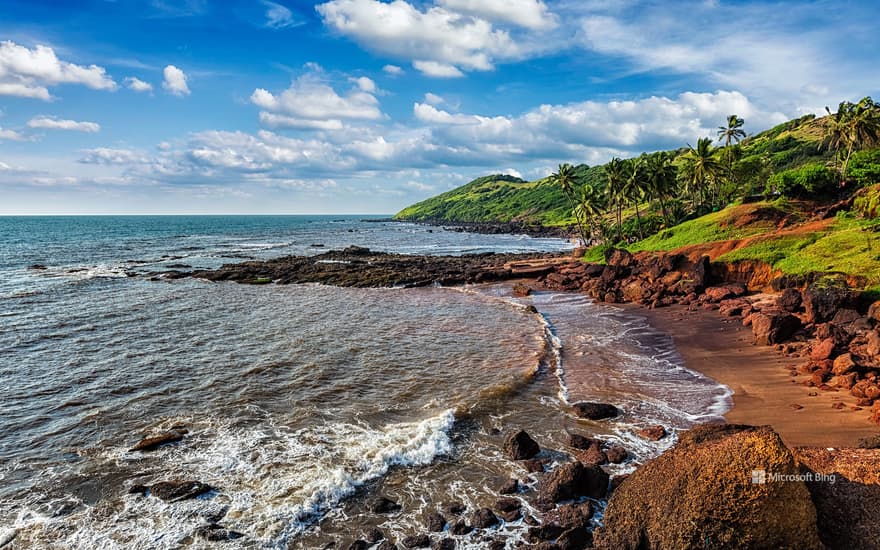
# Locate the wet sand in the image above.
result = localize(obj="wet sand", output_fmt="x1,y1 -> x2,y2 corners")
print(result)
630,304 -> 880,448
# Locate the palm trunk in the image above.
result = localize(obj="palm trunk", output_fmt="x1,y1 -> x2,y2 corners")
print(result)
634,201 -> 643,239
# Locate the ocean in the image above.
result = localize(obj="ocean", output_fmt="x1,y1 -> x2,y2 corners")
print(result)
0,216 -> 731,549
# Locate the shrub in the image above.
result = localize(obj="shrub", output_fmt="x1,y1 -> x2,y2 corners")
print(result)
765,163 -> 837,197
847,149 -> 880,188
854,184 -> 880,219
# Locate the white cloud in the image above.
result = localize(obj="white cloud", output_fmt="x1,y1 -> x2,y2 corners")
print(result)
28,116 -> 101,133
382,64 -> 404,76
79,148 -> 150,164
0,127 -> 25,141
412,60 -> 464,78
502,168 -> 523,179
262,0 -> 299,29
438,0 -> 556,29
317,0 -> 527,76
414,102 -> 477,125
125,77 -> 153,92
252,71 -> 382,129
162,65 -> 190,96
424,92 -> 444,105
0,40 -> 116,100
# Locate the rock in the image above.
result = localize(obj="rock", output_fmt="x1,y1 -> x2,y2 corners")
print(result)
364,528 -> 385,543
149,481 -> 213,502
557,527 -> 592,550
718,298 -> 750,317
472,508 -> 500,529
750,312 -> 801,345
571,402 -> 619,420
637,425 -> 667,441
575,442 -> 608,466
494,497 -> 522,517
513,283 -> 532,297
866,331 -> 880,358
449,520 -> 472,536
367,496 -> 401,514
605,248 -> 634,267
347,541 -> 369,550
444,502 -> 466,516
689,255 -> 712,290
810,338 -> 836,361
432,539 -> 455,550
425,512 -> 446,532
567,433 -> 596,450
829,373 -> 858,390
704,284 -> 746,303
868,300 -> 880,324
545,501 -> 593,531
503,429 -> 540,460
777,288 -> 803,312
528,524 -> 567,543
831,352 -> 857,375
402,534 -> 430,548
857,435 -> 880,448
194,523 -> 244,542
540,461 -> 608,502
498,478 -> 519,494
606,445 -> 628,464
376,542 -> 396,550
129,430 -> 186,452
593,424 -> 823,550
803,286 -> 858,324
523,458 -> 549,473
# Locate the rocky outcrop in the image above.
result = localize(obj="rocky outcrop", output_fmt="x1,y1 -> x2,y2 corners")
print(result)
503,429 -> 540,460
571,402 -> 619,420
129,428 -> 187,452
539,461 -> 608,502
594,424 -> 823,550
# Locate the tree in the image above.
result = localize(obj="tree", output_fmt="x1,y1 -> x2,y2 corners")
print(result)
643,152 -> 678,224
717,114 -> 746,189
574,183 -> 605,244
624,156 -> 648,239
822,97 -> 880,188
680,137 -> 723,208
604,157 -> 628,243
551,163 -> 590,245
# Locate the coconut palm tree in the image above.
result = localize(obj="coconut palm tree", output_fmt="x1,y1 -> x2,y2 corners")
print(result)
551,163 -> 590,245
680,137 -> 723,208
643,152 -> 677,224
604,157 -> 628,243
822,97 -> 880,187
624,156 -> 648,239
574,183 -> 605,244
717,115 -> 746,189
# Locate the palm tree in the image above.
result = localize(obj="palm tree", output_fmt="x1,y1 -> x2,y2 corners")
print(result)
643,152 -> 677,224
604,157 -> 627,243
717,115 -> 746,189
680,137 -> 723,208
574,183 -> 605,244
624,156 -> 648,239
822,97 -> 880,187
551,163 -> 590,245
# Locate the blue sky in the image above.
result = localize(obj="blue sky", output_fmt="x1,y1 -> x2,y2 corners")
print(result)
0,0 -> 877,214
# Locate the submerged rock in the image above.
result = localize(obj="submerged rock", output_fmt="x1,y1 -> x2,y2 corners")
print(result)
594,424 -> 823,550
571,402 -> 619,420
539,461 -> 608,503
402,534 -> 430,548
149,480 -> 214,502
425,512 -> 446,532
367,496 -> 401,514
129,429 -> 187,452
194,523 -> 244,542
503,429 -> 540,460
637,425 -> 667,441
472,508 -> 500,529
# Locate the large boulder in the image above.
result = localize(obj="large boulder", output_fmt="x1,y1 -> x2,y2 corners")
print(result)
605,248 -> 635,268
803,286 -> 858,324
776,287 -> 803,312
689,255 -> 712,290
539,461 -> 608,502
751,312 -> 801,345
594,424 -> 823,550
572,402 -> 620,420
503,429 -> 540,460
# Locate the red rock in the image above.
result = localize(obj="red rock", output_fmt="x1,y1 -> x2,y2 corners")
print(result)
751,312 -> 802,345
791,404 -> 804,410
868,300 -> 880,324
831,353 -> 857,375
575,443 -> 608,466
637,425 -> 667,441
539,461 -> 608,502
866,330 -> 880,358
606,445 -> 628,464
831,402 -> 845,410
503,430 -> 540,460
512,283 -> 532,297
810,338 -> 836,361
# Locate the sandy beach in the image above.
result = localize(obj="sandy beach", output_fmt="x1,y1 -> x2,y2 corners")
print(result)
632,304 -> 880,448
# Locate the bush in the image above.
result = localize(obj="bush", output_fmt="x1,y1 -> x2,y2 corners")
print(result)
766,163 -> 838,197
854,184 -> 880,219
847,149 -> 880,188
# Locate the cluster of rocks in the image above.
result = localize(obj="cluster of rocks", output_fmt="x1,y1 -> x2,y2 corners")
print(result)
533,247 -> 880,425
159,247 -> 565,288
407,220 -> 573,239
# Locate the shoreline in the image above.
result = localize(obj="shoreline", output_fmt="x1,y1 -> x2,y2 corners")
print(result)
627,303 -> 879,448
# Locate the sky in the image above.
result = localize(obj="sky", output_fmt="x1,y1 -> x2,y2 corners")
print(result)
0,0 -> 878,215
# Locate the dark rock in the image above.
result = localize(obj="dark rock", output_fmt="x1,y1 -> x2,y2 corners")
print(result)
149,481 -> 213,502
432,539 -> 455,550
857,435 -> 880,449
367,496 -> 401,514
402,534 -> 430,548
575,442 -> 607,466
594,424 -> 823,550
449,520 -> 472,536
129,430 -> 186,452
494,497 -> 522,515
128,484 -> 149,496
545,502 -> 593,531
363,528 -> 385,543
347,541 -> 368,550
523,458 -> 548,473
194,523 -> 244,542
528,524 -> 567,542
503,429 -> 540,460
777,288 -> 803,312
868,300 -> 880,324
567,433 -> 596,450
28,264 -> 48,270
513,282 -> 532,297
751,312 -> 801,345
425,512 -> 446,532
803,286 -> 859,324
445,502 -> 466,516
498,478 -> 519,494
637,425 -> 667,441
605,248 -> 634,268
557,527 -> 592,550
472,508 -> 500,529
540,461 -> 608,502
376,542 -> 396,550
689,255 -> 712,290
571,402 -> 619,420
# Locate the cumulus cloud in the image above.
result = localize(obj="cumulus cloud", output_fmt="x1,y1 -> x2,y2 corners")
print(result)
28,116 -> 101,132
79,148 -> 150,165
125,77 -> 153,92
382,64 -> 404,76
414,102 -> 477,125
0,127 -> 25,141
162,65 -> 190,96
424,92 -> 444,105
251,71 -> 382,130
437,0 -> 556,29
316,0 -> 527,77
0,40 -> 116,100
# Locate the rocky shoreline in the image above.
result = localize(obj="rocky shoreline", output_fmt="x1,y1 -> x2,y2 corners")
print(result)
377,218 -> 574,239
150,245 -> 880,549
